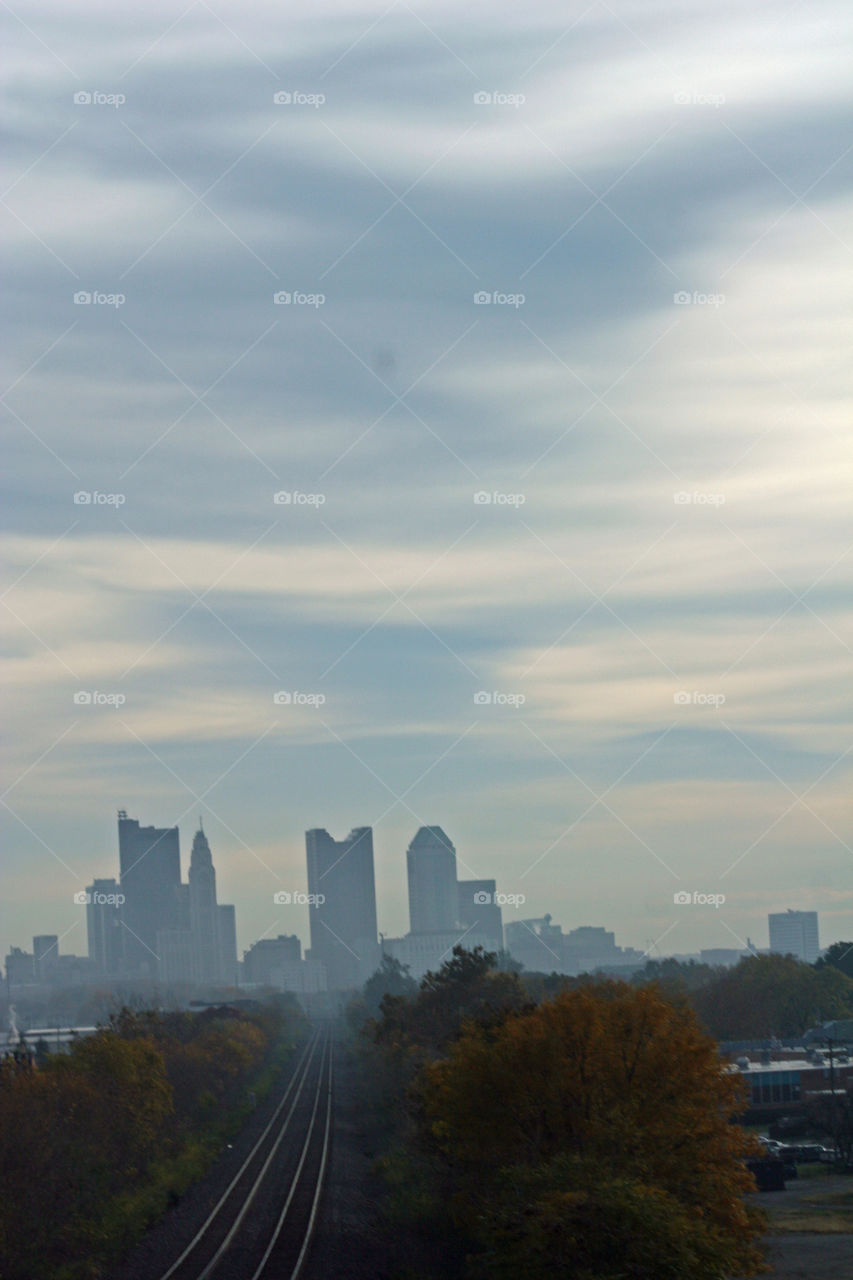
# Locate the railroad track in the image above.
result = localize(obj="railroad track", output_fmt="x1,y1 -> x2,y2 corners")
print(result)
155,1022 -> 333,1280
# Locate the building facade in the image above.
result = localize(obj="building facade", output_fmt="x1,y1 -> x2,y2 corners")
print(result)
769,910 -> 820,963
118,811 -> 181,977
305,827 -> 379,990
407,826 -> 458,933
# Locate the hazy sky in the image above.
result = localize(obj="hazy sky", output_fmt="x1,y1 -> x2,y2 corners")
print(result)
3,0 -> 851,966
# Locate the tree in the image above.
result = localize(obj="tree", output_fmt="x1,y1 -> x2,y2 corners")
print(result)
420,980 -> 766,1279
362,955 -> 418,1019
816,941 -> 853,982
692,952 -> 853,1039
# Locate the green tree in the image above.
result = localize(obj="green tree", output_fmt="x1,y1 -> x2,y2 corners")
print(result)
816,941 -> 853,982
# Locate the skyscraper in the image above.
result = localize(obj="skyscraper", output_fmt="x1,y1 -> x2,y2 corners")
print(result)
85,878 -> 124,975
188,823 -> 220,983
118,810 -> 181,977
769,910 -> 820,963
305,827 -> 378,990
407,826 -> 458,933
457,879 -> 503,953
218,904 -> 238,986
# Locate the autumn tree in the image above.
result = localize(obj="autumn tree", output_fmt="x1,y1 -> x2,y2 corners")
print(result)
816,941 -> 853,982
419,980 -> 767,1279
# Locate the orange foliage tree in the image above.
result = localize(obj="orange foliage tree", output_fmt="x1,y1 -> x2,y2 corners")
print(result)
420,980 -> 767,1279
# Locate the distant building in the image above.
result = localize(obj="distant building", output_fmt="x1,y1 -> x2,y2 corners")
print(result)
188,824 -> 220,983
457,879 -> 503,953
86,879 -> 124,976
158,929 -> 196,985
382,928 -> 494,981
769,910 -> 820,964
4,946 -> 35,986
305,828 -> 379,989
269,959 -> 327,996
243,935 -> 301,986
701,948 -> 747,967
218,905 -> 238,985
118,811 -> 181,977
505,915 -> 564,973
407,826 -> 458,933
32,935 -> 58,982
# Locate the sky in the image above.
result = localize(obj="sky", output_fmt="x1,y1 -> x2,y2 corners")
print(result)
2,0 -> 852,967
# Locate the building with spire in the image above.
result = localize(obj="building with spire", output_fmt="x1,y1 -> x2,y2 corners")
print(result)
188,821 -> 221,983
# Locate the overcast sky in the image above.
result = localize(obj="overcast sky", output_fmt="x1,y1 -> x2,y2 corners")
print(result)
3,0 -> 851,966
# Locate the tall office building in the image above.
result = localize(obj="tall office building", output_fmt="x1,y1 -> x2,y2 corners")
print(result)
32,935 -> 58,983
118,810 -> 181,977
218,904 -> 238,986
769,910 -> 820,963
305,827 -> 378,990
407,826 -> 458,933
85,878 -> 124,975
188,823 -> 220,983
457,879 -> 503,953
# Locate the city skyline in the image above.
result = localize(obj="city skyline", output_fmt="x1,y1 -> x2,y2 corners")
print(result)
2,807 -> 845,972
3,0 -> 851,970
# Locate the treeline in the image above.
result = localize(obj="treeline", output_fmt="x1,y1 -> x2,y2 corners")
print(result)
630,950 -> 853,1039
349,949 -> 766,1280
0,997 -> 306,1280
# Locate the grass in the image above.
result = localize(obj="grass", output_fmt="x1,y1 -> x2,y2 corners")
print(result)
765,1187 -> 853,1235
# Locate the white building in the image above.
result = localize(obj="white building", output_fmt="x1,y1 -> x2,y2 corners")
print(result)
382,929 -> 493,981
768,910 -> 819,964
